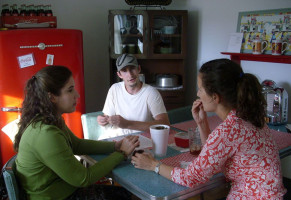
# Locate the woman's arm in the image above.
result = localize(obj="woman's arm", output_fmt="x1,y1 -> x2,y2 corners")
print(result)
131,153 -> 174,180
66,126 -> 117,155
36,126 -> 126,187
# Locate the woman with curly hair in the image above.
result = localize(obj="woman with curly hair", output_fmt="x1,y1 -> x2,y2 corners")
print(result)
132,59 -> 286,199
14,65 -> 139,200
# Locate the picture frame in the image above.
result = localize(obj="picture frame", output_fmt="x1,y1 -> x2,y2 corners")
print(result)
237,8 -> 291,55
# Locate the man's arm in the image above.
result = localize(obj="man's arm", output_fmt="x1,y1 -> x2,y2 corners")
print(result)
108,113 -> 170,132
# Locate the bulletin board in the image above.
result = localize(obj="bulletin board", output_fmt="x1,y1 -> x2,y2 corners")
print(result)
237,8 -> 291,55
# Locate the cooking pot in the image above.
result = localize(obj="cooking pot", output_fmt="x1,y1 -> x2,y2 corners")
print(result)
156,74 -> 179,87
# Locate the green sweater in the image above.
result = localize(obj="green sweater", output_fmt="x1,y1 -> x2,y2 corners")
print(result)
16,121 -> 125,200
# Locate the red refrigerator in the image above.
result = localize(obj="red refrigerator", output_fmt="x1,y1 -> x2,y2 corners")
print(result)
0,29 -> 85,167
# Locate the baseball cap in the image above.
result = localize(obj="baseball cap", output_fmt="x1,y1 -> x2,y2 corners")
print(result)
116,54 -> 138,71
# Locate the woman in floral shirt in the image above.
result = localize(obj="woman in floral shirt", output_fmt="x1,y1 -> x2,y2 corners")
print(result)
132,59 -> 286,199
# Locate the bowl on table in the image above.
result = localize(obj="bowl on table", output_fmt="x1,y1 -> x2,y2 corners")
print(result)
174,132 -> 189,148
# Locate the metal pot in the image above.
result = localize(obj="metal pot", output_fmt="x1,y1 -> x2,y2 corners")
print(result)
156,74 -> 179,87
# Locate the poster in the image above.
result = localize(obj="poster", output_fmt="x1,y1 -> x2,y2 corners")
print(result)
237,8 -> 291,55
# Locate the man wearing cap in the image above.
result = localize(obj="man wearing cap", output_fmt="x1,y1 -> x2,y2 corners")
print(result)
97,54 -> 169,137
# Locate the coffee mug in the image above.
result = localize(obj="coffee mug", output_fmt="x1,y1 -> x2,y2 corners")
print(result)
252,39 -> 268,54
271,40 -> 288,55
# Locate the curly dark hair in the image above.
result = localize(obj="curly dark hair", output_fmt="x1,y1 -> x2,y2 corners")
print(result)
199,59 -> 266,128
14,66 -> 72,152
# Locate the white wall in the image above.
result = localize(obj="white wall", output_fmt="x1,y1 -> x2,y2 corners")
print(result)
177,0 -> 291,124
1,0 -> 291,121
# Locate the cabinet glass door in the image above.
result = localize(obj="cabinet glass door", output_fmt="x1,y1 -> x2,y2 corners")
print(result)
152,15 -> 183,55
113,14 -> 144,56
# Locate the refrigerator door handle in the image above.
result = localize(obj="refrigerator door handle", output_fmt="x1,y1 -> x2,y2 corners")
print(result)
1,107 -> 21,112
20,43 -> 63,50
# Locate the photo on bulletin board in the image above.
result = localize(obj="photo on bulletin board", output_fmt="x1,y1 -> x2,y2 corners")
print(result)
237,8 -> 291,55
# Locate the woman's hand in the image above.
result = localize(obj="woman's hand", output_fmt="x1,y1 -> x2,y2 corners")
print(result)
119,135 -> 140,156
131,152 -> 158,171
192,99 -> 211,145
192,99 -> 207,124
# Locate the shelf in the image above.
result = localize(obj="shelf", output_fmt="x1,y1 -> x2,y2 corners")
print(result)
154,34 -> 182,37
121,34 -> 143,38
1,16 -> 57,29
221,52 -> 291,64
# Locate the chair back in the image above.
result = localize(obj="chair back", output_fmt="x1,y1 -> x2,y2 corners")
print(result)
167,105 -> 193,124
81,111 -> 106,140
2,155 -> 24,200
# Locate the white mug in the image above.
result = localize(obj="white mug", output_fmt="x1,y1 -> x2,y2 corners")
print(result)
252,39 -> 268,54
272,40 -> 289,55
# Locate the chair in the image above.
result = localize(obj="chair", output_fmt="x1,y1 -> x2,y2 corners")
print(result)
167,105 -> 193,124
2,155 -> 25,200
81,111 -> 106,140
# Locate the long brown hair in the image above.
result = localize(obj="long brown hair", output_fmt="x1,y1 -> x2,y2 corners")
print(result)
199,59 -> 266,128
14,66 -> 72,152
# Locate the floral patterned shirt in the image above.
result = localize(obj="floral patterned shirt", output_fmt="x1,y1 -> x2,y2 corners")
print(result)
171,110 -> 286,199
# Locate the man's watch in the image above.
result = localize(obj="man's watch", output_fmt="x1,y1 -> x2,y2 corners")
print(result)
154,161 -> 162,174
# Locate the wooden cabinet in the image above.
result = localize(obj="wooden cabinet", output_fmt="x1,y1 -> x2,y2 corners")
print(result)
108,10 -> 187,110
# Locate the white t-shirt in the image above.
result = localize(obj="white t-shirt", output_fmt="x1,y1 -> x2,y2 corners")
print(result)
101,82 -> 166,138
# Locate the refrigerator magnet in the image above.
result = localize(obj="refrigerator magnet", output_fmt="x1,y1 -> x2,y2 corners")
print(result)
17,53 -> 35,69
46,54 -> 54,65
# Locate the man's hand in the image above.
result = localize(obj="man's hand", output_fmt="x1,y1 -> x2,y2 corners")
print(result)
97,115 -> 109,126
108,115 -> 129,129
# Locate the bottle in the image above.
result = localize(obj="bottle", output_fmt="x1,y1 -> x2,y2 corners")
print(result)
35,5 -> 40,16
19,4 -> 26,16
1,4 -> 10,16
26,4 -> 32,16
37,5 -> 45,16
188,127 -> 202,155
28,4 -> 36,16
11,4 -> 19,16
45,5 -> 53,16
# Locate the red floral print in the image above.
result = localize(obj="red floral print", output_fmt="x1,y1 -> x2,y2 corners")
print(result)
171,110 -> 286,199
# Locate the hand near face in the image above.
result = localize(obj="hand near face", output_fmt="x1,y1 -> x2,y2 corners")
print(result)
131,152 -> 157,171
119,135 -> 140,156
192,99 -> 207,124
108,115 -> 128,128
97,115 -> 109,126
